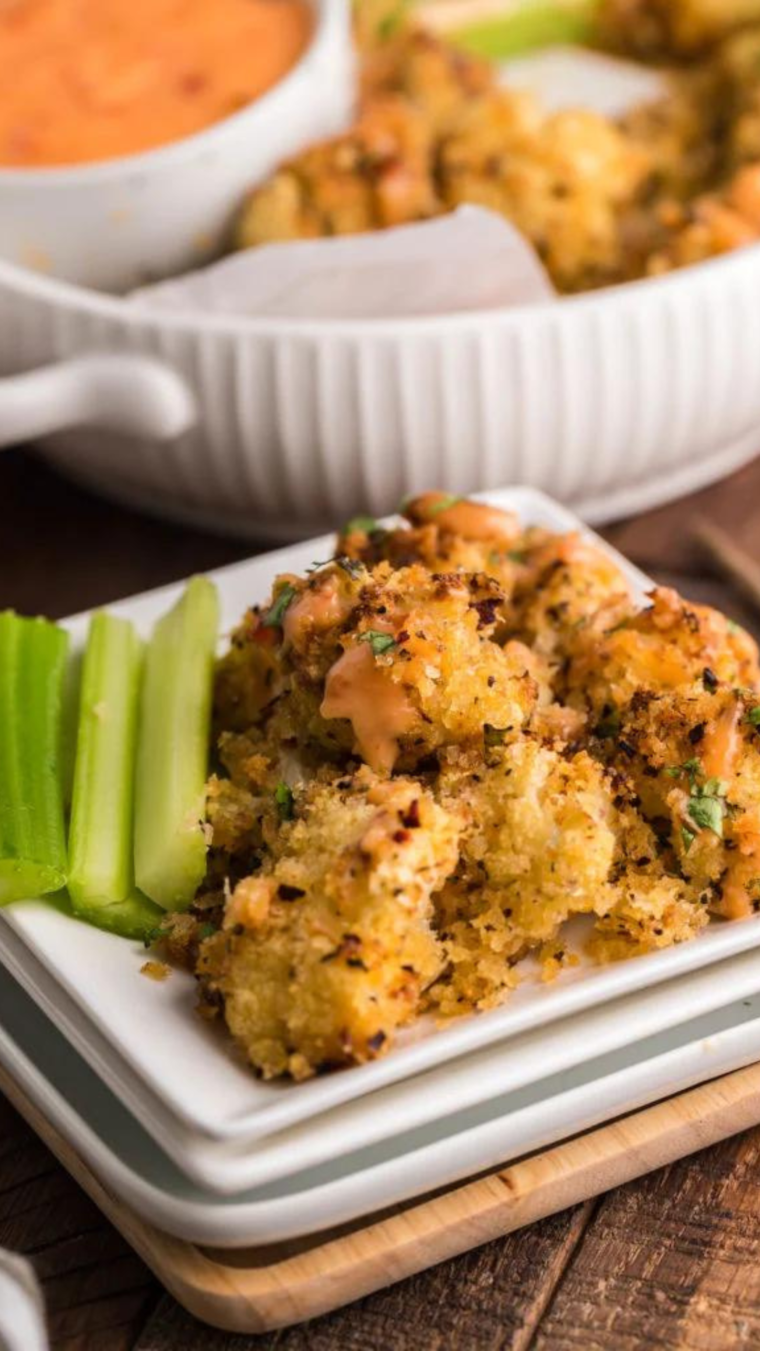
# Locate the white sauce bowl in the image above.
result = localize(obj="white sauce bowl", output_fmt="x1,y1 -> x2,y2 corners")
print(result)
0,0 -> 354,293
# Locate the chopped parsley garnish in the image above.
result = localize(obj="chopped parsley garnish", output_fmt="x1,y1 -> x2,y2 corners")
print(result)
274,782 -> 294,821
306,559 -> 333,574
484,725 -> 507,747
667,759 -> 728,839
427,494 -> 462,516
666,757 -> 702,789
344,515 -> 378,535
198,922 -> 217,940
263,583 -> 296,628
687,793 -> 725,837
747,706 -> 760,726
377,0 -> 407,40
685,775 -> 728,839
358,631 -> 396,657
508,549 -> 529,564
681,825 -> 696,854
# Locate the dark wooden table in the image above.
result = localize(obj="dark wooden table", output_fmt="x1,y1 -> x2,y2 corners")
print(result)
5,447 -> 760,1351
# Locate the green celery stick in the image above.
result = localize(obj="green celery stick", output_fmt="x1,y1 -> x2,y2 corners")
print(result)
0,612 -> 69,903
68,612 -> 149,929
450,0 -> 600,59
72,889 -> 163,941
134,577 -> 219,910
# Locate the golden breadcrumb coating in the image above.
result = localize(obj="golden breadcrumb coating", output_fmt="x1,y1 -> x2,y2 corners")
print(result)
157,494 -> 760,1079
438,97 -> 651,291
220,553 -> 539,775
231,15 -> 760,295
598,0 -> 760,57
565,585 -> 760,713
197,773 -> 461,1078
432,740 -> 619,1013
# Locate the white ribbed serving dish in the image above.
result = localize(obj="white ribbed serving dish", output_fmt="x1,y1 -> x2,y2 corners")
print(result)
1,243 -> 760,537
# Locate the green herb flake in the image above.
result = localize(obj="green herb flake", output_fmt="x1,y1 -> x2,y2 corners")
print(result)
666,757 -> 702,788
274,782 -> 295,822
377,0 -> 407,41
427,495 -> 463,517
484,725 -> 507,747
687,794 -> 725,838
508,549 -> 529,564
358,631 -> 396,657
344,515 -> 378,536
263,583 -> 296,628
681,825 -> 696,854
198,921 -> 217,940
747,707 -> 760,727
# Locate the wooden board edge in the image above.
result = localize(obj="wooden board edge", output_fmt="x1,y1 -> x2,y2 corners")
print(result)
3,1060 -> 760,1333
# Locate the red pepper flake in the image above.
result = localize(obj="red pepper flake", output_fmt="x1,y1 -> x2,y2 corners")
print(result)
401,800 -> 421,829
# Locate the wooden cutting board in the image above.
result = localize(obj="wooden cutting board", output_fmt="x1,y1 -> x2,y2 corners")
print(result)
3,1060 -> 760,1334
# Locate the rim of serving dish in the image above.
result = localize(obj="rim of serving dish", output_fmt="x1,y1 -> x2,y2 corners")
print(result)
1,234 -> 758,336
0,0 -> 342,186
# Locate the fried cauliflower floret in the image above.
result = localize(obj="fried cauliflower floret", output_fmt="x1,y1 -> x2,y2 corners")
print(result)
591,874 -> 709,958
359,26 -> 494,134
439,96 -> 651,291
338,493 -> 531,598
505,532 -> 632,668
430,741 -> 619,1014
718,26 -> 760,167
235,96 -> 438,249
256,558 -> 540,772
197,774 -> 461,1078
214,610 -> 282,733
598,0 -> 760,58
608,682 -> 760,921
644,165 -> 760,276
566,586 -> 760,715
619,67 -> 724,202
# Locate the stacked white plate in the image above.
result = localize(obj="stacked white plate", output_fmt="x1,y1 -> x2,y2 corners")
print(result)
3,488 -> 760,1249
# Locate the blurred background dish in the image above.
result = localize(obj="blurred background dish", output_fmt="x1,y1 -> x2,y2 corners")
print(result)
0,0 -> 353,292
1,244 -> 760,537
3,0 -> 760,536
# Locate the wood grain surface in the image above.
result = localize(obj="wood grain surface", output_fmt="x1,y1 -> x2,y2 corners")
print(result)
4,446 -> 760,1350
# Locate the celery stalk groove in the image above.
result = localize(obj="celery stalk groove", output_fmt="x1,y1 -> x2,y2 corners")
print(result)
67,612 -> 161,937
134,577 -> 219,910
0,612 -> 69,903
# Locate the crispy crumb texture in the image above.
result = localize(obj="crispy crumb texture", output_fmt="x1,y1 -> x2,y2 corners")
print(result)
232,13 -> 760,294
157,494 -> 760,1079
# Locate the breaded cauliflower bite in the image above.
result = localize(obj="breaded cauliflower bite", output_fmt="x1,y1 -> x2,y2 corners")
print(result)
159,492 -> 760,1079
432,741 -> 619,1013
598,0 -> 760,58
231,11 -> 760,293
197,773 -> 461,1078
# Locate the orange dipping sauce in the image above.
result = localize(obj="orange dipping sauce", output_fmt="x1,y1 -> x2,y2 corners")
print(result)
0,0 -> 313,168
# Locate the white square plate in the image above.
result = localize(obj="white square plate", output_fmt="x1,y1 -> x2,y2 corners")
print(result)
3,915 -> 760,1194
5,488 -> 760,1145
3,960 -> 760,1246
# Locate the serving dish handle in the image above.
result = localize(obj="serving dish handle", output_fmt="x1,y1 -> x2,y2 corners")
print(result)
0,356 -> 196,448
